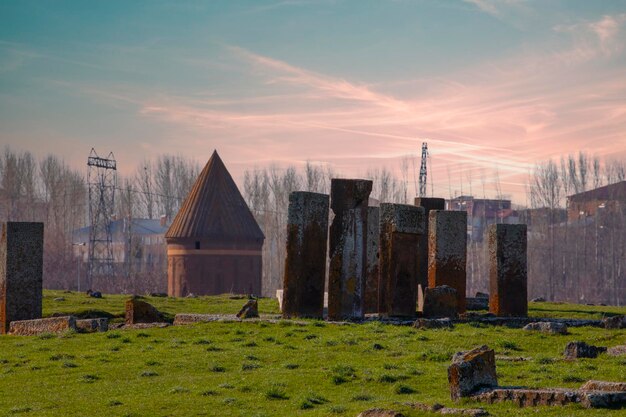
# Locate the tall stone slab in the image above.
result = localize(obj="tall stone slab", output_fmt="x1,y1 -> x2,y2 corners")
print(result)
378,203 -> 425,317
428,211 -> 467,313
0,222 -> 44,334
414,198 -> 445,292
328,179 -> 372,320
364,206 -> 380,314
488,224 -> 527,317
282,192 -> 330,319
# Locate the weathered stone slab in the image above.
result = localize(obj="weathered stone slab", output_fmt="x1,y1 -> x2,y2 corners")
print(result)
579,391 -> 626,409
328,179 -> 372,320
0,222 -> 44,334
523,321 -> 568,335
472,388 -> 579,407
564,341 -> 607,360
237,298 -> 259,319
607,345 -> 626,356
276,289 -> 283,311
364,206 -> 380,314
428,211 -> 467,313
488,224 -> 527,317
602,315 -> 625,329
76,318 -> 108,333
9,316 -> 76,335
448,345 -> 497,401
413,317 -> 454,329
414,198 -> 445,292
125,298 -> 164,324
282,192 -> 329,319
581,381 -> 626,392
422,285 -> 457,318
466,297 -> 488,311
409,402 -> 488,416
378,203 -> 424,317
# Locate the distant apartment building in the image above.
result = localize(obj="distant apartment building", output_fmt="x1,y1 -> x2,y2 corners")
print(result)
566,181 -> 626,221
447,195 -> 514,241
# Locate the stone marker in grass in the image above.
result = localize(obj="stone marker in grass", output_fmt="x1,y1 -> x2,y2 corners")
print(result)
428,211 -> 467,313
488,224 -> 528,317
327,179 -> 372,321
448,345 -> 497,401
422,285 -> 457,318
282,192 -> 329,319
413,198 -> 445,294
0,222 -> 44,334
378,203 -> 424,318
9,316 -> 76,336
125,298 -> 163,324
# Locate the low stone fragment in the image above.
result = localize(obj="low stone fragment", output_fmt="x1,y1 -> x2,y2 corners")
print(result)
75,318 -> 108,333
9,316 -> 76,335
531,297 -> 545,302
423,285 -> 457,318
523,321 -> 568,335
579,391 -> 626,409
580,380 -> 626,392
564,341 -> 607,360
448,345 -> 497,400
357,409 -> 404,417
602,315 -> 625,329
413,318 -> 454,329
607,345 -> 626,356
408,402 -> 488,416
475,292 -> 488,299
276,289 -> 284,312
465,297 -> 488,311
125,298 -> 164,324
237,298 -> 259,319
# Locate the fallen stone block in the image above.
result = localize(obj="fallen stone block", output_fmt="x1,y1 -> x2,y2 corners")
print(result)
276,289 -> 283,312
237,298 -> 259,319
120,322 -> 169,330
523,321 -> 568,335
413,318 -> 454,329
173,313 -> 235,325
531,297 -> 545,302
472,388 -> 579,407
579,391 -> 626,409
75,318 -> 108,333
466,297 -> 488,311
409,402 -> 488,416
602,315 -> 625,329
423,285 -> 457,318
607,345 -> 626,356
564,341 -> 607,360
125,298 -> 164,324
580,381 -> 626,392
9,316 -> 76,336
357,409 -> 404,417
448,345 -> 497,400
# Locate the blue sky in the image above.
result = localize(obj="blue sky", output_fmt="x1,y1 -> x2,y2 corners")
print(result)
1,0 -> 625,203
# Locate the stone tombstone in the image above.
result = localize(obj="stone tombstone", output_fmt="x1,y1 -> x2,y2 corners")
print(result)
488,224 -> 527,317
328,179 -> 372,320
0,222 -> 44,334
448,345 -> 498,401
428,210 -> 467,313
422,285 -> 458,318
364,206 -> 380,314
282,192 -> 329,319
414,198 -> 445,292
125,298 -> 163,324
378,203 -> 425,317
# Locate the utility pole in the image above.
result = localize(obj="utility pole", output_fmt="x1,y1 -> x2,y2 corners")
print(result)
419,142 -> 428,197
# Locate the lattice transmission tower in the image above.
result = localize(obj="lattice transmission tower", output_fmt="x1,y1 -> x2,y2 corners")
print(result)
87,148 -> 117,288
418,142 -> 428,197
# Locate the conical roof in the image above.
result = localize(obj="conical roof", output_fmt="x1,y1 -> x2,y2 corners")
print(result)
165,151 -> 264,241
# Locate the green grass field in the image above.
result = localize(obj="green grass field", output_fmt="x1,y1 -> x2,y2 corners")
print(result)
0,291 -> 624,416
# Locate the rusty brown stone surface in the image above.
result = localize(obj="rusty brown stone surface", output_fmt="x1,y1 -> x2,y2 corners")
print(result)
0,222 -> 44,334
488,224 -> 527,317
327,179 -> 372,321
282,192 -> 329,319
125,298 -> 163,324
428,211 -> 467,313
378,203 -> 425,318
422,285 -> 458,318
473,387 -> 626,409
9,316 -> 75,335
607,345 -> 626,356
364,206 -> 380,314
75,318 -> 109,333
414,198 -> 445,292
580,380 -> 626,392
448,345 -> 497,401
237,298 -> 259,319
564,341 -> 607,360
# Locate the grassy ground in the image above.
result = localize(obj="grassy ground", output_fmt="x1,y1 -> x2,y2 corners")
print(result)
0,291 -> 623,417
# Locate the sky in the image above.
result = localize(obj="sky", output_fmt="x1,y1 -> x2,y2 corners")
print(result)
0,0 -> 625,204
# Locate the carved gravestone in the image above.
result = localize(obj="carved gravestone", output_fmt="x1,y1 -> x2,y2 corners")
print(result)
414,198 -> 445,293
378,203 -> 424,317
282,192 -> 329,319
428,211 -> 467,313
328,179 -> 372,320
488,224 -> 527,317
422,285 -> 458,318
448,345 -> 498,401
125,298 -> 163,324
0,222 -> 44,334
364,206 -> 380,314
